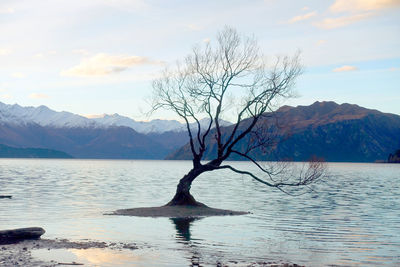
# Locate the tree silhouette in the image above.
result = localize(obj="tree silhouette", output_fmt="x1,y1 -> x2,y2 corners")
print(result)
152,27 -> 326,206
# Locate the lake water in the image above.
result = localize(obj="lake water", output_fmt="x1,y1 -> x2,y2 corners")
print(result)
0,159 -> 399,266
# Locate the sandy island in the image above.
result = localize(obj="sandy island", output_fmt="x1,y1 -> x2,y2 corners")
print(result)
107,205 -> 249,217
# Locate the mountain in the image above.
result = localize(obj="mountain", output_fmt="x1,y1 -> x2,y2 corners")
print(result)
0,101 -> 232,158
0,144 -> 72,158
0,102 -> 98,128
0,101 -> 231,134
91,113 -> 232,134
0,123 -> 170,159
3,100 -> 398,162
90,114 -> 185,134
167,101 -> 400,162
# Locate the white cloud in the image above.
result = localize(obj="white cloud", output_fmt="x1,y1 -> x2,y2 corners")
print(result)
72,49 -> 90,56
32,51 -> 57,59
316,13 -> 372,29
0,94 -> 12,99
0,7 -> 15,14
316,40 -> 327,46
11,72 -> 25,78
0,48 -> 12,56
288,11 -> 317,23
186,24 -> 203,31
29,93 -> 49,99
61,53 -> 162,77
333,65 -> 358,72
330,0 -> 400,13
84,114 -> 106,119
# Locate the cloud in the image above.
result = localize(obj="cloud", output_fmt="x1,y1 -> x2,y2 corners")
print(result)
61,53 -> 161,77
315,13 -> 372,29
33,51 -> 57,59
288,11 -> 317,23
333,65 -> 358,72
72,49 -> 89,56
0,94 -> 12,99
0,7 -> 15,14
317,0 -> 400,29
29,93 -> 49,99
84,114 -> 106,119
0,48 -> 12,56
186,24 -> 203,31
330,0 -> 400,13
316,40 -> 327,46
11,72 -> 25,78
34,53 -> 44,58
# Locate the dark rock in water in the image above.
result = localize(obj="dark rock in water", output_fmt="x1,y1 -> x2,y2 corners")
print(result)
0,227 -> 45,244
0,195 -> 12,199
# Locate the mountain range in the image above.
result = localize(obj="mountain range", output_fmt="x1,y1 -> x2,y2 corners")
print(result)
0,102 -> 231,134
167,101 -> 400,162
0,101 -> 231,159
0,101 -> 399,162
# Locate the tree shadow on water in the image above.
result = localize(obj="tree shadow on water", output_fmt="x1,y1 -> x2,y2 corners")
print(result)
169,217 -> 206,266
170,217 -> 199,243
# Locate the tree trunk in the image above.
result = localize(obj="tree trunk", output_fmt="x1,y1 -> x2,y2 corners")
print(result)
165,167 -> 205,206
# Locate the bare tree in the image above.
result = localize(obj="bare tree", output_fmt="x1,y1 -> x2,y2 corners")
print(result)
152,27 -> 326,206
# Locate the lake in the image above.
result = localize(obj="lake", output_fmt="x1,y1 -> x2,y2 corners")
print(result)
1,159 -> 399,266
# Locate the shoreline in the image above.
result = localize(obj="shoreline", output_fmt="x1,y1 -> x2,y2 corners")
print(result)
1,237 -> 304,267
0,238 -> 138,267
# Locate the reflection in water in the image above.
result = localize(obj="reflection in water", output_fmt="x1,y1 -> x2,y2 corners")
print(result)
170,217 -> 204,266
33,247 -> 157,267
72,248 -> 136,265
170,217 -> 199,242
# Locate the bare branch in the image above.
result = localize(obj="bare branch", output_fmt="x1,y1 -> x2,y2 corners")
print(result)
150,27 -> 324,200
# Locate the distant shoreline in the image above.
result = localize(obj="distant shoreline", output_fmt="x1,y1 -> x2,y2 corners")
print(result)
0,144 -> 73,159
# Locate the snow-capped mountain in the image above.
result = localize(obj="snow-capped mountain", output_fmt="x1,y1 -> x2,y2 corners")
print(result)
90,114 -> 185,134
0,102 -> 98,128
91,113 -> 233,134
0,102 -> 232,134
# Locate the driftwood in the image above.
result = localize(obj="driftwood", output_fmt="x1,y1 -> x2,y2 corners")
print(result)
0,227 -> 45,243
0,195 -> 12,199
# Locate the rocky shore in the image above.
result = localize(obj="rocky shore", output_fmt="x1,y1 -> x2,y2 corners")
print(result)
0,238 -> 138,267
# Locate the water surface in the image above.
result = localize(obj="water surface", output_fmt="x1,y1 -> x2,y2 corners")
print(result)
1,159 -> 399,266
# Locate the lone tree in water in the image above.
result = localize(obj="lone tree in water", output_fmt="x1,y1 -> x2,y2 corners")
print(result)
152,27 -> 325,206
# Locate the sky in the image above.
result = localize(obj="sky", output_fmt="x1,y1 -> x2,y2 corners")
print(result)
0,0 -> 399,121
